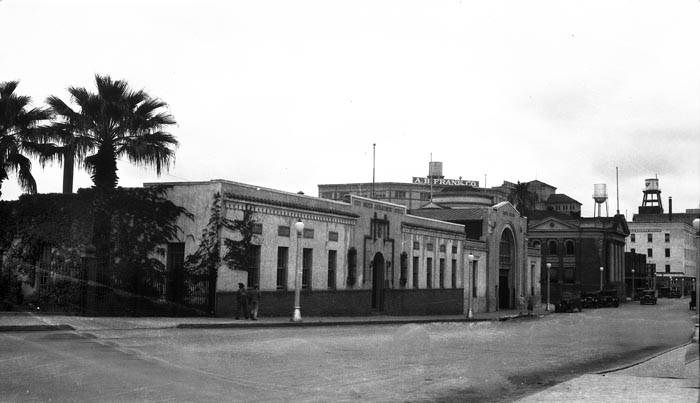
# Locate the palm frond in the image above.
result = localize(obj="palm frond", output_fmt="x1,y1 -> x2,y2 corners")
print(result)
118,131 -> 178,175
4,152 -> 37,194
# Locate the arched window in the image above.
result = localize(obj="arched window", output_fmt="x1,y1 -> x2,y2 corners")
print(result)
532,240 -> 541,249
548,240 -> 558,255
347,248 -> 357,286
565,240 -> 575,255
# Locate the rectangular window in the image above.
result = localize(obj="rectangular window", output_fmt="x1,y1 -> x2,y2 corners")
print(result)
166,242 -> 185,301
302,248 -> 313,289
278,226 -> 290,237
400,254 -> 408,287
664,233 -> 670,243
426,258 -> 433,288
647,248 -> 653,258
395,191 -> 406,199
630,234 -> 635,243
328,231 -> 339,242
451,259 -> 457,288
412,256 -> 419,288
303,228 -> 314,239
665,248 -> 670,258
420,192 -> 431,201
327,250 -> 337,289
249,245 -> 261,287
564,268 -> 575,283
413,241 -> 420,250
452,245 -> 457,254
647,233 -> 652,243
252,223 -> 263,235
665,264 -> 671,273
427,243 -> 434,252
439,244 -> 446,253
276,247 -> 288,290
439,258 -> 445,288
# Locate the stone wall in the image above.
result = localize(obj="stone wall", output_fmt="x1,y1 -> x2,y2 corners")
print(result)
215,289 -> 464,317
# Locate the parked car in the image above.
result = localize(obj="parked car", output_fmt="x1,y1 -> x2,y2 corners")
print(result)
640,289 -> 657,305
598,290 -> 620,308
555,290 -> 582,313
581,293 -> 599,309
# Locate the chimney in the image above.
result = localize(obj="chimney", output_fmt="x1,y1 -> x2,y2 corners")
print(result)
668,197 -> 672,221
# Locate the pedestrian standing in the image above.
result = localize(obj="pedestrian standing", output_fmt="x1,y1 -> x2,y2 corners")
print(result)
236,283 -> 248,320
526,295 -> 534,316
248,285 -> 260,320
517,294 -> 526,315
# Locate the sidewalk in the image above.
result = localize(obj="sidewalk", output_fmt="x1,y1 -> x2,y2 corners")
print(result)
518,324 -> 700,402
0,307 -> 546,332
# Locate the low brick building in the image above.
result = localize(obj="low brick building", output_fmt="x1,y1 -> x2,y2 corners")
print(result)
149,180 -> 492,317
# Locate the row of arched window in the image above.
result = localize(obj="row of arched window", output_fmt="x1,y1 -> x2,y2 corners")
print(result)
531,239 -> 575,256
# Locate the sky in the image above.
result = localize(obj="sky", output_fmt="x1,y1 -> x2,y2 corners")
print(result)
1,0 -> 699,218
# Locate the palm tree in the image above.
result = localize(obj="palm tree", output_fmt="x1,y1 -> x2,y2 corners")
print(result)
508,181 -> 538,215
44,75 -> 178,191
0,81 -> 50,199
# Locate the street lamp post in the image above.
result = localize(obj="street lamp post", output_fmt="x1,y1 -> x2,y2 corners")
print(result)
291,220 -> 305,322
546,263 -> 551,311
600,266 -> 604,291
631,269 -> 635,301
693,218 -> 699,313
467,254 -> 475,319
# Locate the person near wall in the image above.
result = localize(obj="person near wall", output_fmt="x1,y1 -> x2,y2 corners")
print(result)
236,283 -> 249,320
517,294 -> 526,315
248,285 -> 260,320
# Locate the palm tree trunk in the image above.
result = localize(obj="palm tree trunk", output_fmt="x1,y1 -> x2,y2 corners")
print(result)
62,148 -> 74,194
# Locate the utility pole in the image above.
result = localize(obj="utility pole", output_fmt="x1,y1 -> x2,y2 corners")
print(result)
371,143 -> 376,199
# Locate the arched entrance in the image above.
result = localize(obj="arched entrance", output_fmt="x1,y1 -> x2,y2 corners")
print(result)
498,228 -> 515,310
371,253 -> 385,310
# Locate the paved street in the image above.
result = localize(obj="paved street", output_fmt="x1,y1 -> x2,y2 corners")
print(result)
1,298 -> 696,402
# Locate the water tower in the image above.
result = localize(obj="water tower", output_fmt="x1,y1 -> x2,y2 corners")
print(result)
593,183 -> 609,217
428,161 -> 444,179
639,177 -> 663,214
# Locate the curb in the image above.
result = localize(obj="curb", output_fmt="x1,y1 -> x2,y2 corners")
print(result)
596,341 -> 694,375
0,313 -> 531,332
175,315 -> 528,330
0,324 -> 75,332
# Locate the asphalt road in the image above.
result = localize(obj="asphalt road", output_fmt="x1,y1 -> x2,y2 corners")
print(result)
1,298 -> 695,402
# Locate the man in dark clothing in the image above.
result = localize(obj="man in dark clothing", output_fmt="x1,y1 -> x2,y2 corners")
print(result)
236,283 -> 248,319
247,286 -> 260,320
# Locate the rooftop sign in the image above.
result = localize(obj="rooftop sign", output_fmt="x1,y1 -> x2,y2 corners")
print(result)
412,177 -> 479,187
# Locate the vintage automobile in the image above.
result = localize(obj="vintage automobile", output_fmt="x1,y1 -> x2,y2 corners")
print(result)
598,290 -> 620,308
555,290 -> 583,313
640,289 -> 657,305
580,293 -> 599,309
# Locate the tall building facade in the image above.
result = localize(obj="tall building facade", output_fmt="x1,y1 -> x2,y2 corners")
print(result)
624,178 -> 699,296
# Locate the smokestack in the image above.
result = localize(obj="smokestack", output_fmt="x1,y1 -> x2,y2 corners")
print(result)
668,197 -> 672,221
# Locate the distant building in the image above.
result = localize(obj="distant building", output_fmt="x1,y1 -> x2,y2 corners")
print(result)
527,210 -> 630,301
318,162 -> 484,210
318,163 -> 581,216
624,179 -> 699,297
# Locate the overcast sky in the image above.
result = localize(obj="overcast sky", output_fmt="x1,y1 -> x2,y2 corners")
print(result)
2,0 -> 699,218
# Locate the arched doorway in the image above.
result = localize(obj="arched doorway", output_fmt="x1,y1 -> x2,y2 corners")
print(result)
371,253 -> 385,310
499,228 -> 515,310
